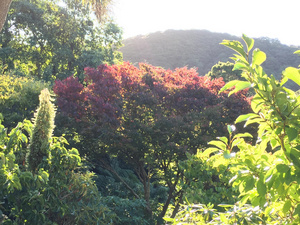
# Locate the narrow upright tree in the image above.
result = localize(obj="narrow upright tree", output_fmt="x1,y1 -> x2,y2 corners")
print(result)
27,88 -> 55,172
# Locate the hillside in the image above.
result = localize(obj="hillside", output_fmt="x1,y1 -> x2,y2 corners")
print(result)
119,30 -> 300,90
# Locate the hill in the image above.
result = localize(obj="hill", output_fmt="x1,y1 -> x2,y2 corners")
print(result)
119,30 -> 300,90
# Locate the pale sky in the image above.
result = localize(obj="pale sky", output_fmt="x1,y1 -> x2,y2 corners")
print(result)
112,0 -> 300,46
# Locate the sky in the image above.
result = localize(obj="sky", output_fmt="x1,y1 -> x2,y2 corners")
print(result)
111,0 -> 300,46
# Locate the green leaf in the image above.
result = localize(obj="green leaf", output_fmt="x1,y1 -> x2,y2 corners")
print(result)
163,217 -> 175,222
280,76 -> 289,87
228,81 -> 252,96
203,147 -> 220,157
290,148 -> 300,168
244,117 -> 263,127
219,80 -> 240,93
233,62 -> 249,71
217,136 -> 228,144
252,48 -> 266,67
245,176 -> 255,192
221,40 -> 247,58
294,204 -> 300,218
286,127 -> 298,142
257,178 -> 266,196
218,204 -> 233,208
233,133 -> 253,139
232,54 -> 249,64
283,200 -> 292,214
283,67 -> 300,87
235,113 -> 259,124
294,50 -> 300,55
242,34 -> 254,52
208,140 -> 227,150
276,164 -> 290,173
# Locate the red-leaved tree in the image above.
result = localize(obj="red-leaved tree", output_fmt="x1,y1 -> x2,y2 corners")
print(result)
53,62 -> 252,221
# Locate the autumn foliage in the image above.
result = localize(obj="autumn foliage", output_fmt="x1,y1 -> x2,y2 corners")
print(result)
54,62 -> 250,141
53,62 -> 252,220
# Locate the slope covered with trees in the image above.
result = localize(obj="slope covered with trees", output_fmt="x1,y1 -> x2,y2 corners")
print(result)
120,29 -> 300,90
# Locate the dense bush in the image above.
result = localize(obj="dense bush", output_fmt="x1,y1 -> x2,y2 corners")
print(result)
0,74 -> 48,129
0,89 -> 115,224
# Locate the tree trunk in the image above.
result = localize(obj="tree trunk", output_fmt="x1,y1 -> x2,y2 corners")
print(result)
171,190 -> 184,218
0,0 -> 13,32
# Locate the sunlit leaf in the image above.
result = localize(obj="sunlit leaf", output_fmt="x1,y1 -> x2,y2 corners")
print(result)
233,133 -> 253,139
252,49 -> 266,67
233,62 -> 250,71
294,50 -> 300,55
208,140 -> 227,150
219,80 -> 239,93
235,113 -> 259,124
283,67 -> 300,87
242,34 -> 254,52
217,136 -> 228,144
228,81 -> 252,96
203,147 -> 220,157
221,40 -> 247,58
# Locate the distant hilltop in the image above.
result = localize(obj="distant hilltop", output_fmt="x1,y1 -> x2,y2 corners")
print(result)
119,29 -> 300,90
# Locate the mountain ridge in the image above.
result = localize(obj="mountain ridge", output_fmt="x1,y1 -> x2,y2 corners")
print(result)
119,29 -> 300,90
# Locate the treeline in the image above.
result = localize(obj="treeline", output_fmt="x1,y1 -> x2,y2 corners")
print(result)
120,29 -> 300,90
0,0 -> 122,82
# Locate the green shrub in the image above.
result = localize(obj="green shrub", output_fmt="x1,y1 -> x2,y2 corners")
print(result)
0,90 -> 116,224
0,74 -> 48,129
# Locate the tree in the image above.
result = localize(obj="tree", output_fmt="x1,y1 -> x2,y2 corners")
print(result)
0,0 -> 122,81
0,0 -> 113,32
54,62 -> 252,222
206,61 -> 243,83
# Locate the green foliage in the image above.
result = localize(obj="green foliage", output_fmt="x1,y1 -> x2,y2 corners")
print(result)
165,203 -> 267,224
102,196 -> 150,225
165,35 -> 300,224
206,61 -> 243,83
0,74 -> 48,129
0,91 -> 116,224
54,62 -> 252,222
0,0 -> 123,81
179,151 -> 238,210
